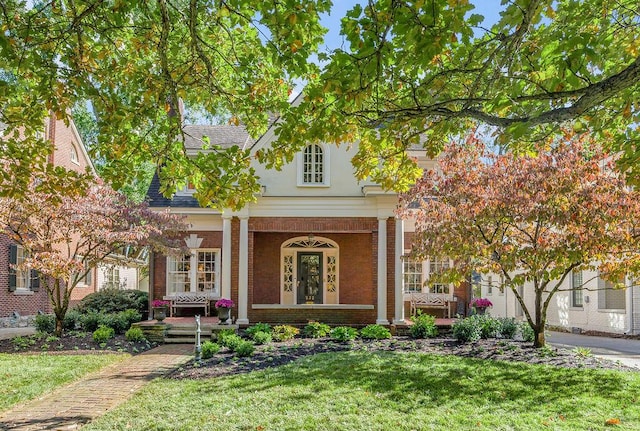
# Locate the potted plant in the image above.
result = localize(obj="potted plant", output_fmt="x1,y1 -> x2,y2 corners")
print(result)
215,298 -> 234,324
470,298 -> 493,315
152,299 -> 170,322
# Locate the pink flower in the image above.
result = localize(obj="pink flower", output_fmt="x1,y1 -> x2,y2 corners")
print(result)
470,298 -> 493,308
215,298 -> 234,308
152,299 -> 170,308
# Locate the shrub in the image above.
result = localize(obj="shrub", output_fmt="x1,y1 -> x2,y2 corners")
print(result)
220,334 -> 243,351
216,328 -> 237,344
201,341 -> 221,359
520,322 -> 535,342
77,288 -> 148,314
479,315 -> 502,339
116,309 -> 142,332
125,326 -> 146,342
63,309 -> 82,331
330,326 -> 358,342
410,312 -> 438,339
234,340 -> 255,357
35,314 -> 55,334
93,325 -> 115,343
245,323 -> 272,337
303,322 -> 331,338
79,311 -> 105,332
272,325 -> 299,341
452,316 -> 482,342
360,324 -> 392,340
252,331 -> 272,345
498,317 -> 518,339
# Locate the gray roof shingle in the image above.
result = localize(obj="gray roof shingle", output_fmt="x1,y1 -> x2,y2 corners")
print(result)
182,124 -> 253,150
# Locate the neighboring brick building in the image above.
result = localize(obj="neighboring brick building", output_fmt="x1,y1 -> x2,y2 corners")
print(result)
0,115 -> 98,327
147,120 -> 470,326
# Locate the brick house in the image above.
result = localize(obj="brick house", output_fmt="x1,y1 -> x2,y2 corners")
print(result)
147,122 -> 471,326
0,115 -> 101,326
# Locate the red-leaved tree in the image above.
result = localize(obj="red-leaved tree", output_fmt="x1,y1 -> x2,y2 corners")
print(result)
0,177 -> 188,336
400,132 -> 640,347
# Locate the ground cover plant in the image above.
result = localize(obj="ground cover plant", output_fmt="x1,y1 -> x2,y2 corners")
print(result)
83,350 -> 640,431
0,353 -> 127,413
0,330 -> 156,355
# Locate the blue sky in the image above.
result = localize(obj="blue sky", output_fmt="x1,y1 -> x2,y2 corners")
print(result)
318,0 -> 504,51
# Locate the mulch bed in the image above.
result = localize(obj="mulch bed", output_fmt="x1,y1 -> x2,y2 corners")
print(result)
0,331 -> 158,355
2,332 -> 636,377
169,336 -> 638,380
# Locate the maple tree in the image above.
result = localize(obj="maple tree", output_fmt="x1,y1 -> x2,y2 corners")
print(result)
400,133 -> 640,347
0,176 -> 188,336
270,0 -> 640,192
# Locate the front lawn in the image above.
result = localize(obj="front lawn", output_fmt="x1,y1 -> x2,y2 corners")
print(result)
0,353 -> 128,412
84,351 -> 640,430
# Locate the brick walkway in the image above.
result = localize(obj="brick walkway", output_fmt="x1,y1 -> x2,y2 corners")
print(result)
0,344 -> 193,430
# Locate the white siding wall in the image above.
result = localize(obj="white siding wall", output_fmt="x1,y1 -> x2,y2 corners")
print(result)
96,265 -> 139,291
481,270 -> 630,334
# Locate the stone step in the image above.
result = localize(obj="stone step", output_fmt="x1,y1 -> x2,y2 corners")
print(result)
164,337 -> 199,344
166,329 -> 212,336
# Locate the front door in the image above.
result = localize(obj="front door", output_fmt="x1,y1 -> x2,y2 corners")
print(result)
297,252 -> 322,304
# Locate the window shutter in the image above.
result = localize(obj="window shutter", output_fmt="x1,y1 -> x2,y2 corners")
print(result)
8,244 -> 17,292
30,270 -> 40,291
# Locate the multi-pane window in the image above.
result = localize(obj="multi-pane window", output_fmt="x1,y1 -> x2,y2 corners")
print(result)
167,250 -> 220,296
15,246 -> 30,289
403,256 -> 452,295
103,266 -> 120,289
403,259 -> 423,292
571,270 -> 583,307
303,144 -> 324,184
168,254 -> 191,294
429,258 -> 450,294
487,275 -> 493,295
196,251 -> 217,292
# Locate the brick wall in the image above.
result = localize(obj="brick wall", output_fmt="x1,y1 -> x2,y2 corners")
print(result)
251,232 -> 375,305
0,236 -> 52,320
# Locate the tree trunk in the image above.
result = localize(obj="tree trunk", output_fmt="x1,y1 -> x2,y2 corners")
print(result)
534,327 -> 546,348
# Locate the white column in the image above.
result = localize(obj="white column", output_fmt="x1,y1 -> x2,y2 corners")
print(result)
377,217 -> 389,325
221,215 -> 232,300
393,218 -> 406,324
237,215 -> 250,325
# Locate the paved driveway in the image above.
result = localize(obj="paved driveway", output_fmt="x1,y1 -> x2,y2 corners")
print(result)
548,331 -> 640,370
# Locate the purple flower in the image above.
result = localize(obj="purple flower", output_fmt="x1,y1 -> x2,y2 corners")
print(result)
215,298 -> 234,309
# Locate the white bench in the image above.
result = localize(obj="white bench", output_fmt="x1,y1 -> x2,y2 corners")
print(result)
410,293 -> 454,318
165,293 -> 212,317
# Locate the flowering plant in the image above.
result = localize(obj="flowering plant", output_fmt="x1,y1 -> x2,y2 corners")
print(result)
215,298 -> 234,309
470,298 -> 493,308
152,299 -> 170,308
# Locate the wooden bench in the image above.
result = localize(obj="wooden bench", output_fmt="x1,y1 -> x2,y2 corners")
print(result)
165,293 -> 212,317
410,293 -> 454,318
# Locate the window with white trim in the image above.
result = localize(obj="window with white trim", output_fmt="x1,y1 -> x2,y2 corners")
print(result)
402,256 -> 452,295
167,249 -> 220,296
14,245 -> 30,290
70,145 -> 79,164
298,144 -> 329,186
403,258 -> 422,292
597,274 -> 626,310
102,266 -> 120,289
571,270 -> 583,307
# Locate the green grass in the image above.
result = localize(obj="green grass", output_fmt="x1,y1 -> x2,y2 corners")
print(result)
83,351 -> 640,430
0,353 -> 128,412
